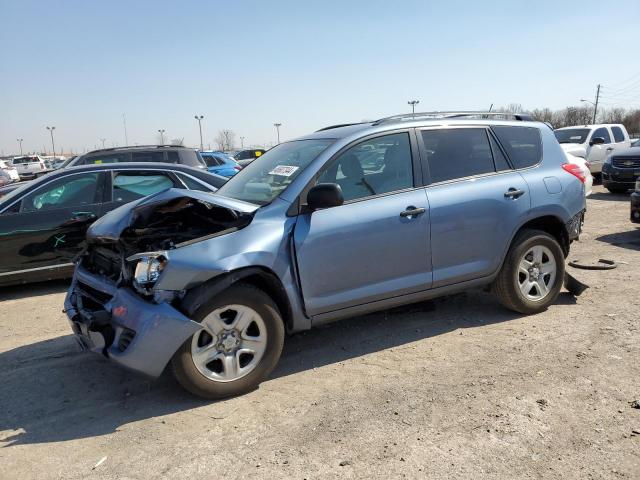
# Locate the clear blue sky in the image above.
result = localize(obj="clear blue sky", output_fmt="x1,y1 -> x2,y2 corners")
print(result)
1,0 -> 639,155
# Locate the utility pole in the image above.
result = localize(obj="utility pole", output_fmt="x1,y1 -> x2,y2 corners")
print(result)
593,84 -> 601,124
407,100 -> 420,117
157,129 -> 165,144
46,126 -> 56,157
16,138 -> 23,155
194,115 -> 204,150
240,136 -> 245,148
274,123 -> 282,144
122,113 -> 129,145
99,138 -> 106,148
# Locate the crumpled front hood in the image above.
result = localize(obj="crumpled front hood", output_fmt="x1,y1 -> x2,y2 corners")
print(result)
87,189 -> 259,251
560,143 -> 587,158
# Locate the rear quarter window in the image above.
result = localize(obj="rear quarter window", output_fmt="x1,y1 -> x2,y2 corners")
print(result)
491,126 -> 542,169
179,150 -> 207,168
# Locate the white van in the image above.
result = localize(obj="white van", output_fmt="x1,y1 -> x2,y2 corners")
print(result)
554,124 -> 631,174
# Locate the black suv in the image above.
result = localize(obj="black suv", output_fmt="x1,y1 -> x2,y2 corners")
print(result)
65,145 -> 207,169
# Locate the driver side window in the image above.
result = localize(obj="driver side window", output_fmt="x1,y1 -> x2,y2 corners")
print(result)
316,132 -> 413,202
20,173 -> 101,213
592,127 -> 611,144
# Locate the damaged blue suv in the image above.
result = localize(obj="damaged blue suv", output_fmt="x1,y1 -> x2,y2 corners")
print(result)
65,111 -> 586,398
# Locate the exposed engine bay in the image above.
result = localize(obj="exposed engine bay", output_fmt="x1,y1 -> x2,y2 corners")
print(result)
120,196 -> 252,253
79,189 -> 257,284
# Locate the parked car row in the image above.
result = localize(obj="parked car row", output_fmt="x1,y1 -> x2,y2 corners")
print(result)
554,123 -> 640,194
0,163 -> 226,286
0,160 -> 20,186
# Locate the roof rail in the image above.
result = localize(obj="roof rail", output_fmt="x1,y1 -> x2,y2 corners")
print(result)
85,144 -> 189,154
315,122 -> 365,132
372,111 -> 534,125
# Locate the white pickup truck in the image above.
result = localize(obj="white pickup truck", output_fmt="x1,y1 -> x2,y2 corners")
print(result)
11,155 -> 48,180
554,124 -> 631,174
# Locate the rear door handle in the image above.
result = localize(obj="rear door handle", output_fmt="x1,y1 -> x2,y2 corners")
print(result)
606,147 -> 614,151
400,206 -> 426,217
504,188 -> 526,199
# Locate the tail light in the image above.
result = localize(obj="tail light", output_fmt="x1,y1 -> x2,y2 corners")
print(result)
234,165 -> 242,171
562,163 -> 586,183
40,163 -> 45,170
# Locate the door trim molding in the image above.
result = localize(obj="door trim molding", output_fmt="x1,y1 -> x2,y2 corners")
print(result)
0,263 -> 74,277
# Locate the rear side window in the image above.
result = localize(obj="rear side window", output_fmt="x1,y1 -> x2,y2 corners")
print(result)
111,171 -> 174,203
491,126 -> 542,169
202,155 -> 222,167
611,126 -> 625,143
421,128 -> 495,183
82,153 -> 130,165
591,127 -> 611,144
131,151 -> 165,162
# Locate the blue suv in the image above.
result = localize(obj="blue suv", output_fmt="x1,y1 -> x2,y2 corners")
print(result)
64,111 -> 586,398
200,151 -> 242,177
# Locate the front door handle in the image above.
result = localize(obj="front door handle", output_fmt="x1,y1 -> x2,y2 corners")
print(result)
606,147 -> 614,151
400,206 -> 426,217
504,188 -> 526,199
71,211 -> 97,221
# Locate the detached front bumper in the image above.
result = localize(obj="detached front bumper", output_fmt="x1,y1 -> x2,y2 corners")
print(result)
64,265 -> 201,378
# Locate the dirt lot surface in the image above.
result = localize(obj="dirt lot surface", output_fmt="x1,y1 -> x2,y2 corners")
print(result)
0,184 -> 638,479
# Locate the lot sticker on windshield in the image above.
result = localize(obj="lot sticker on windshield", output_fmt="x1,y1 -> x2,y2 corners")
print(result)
269,165 -> 299,177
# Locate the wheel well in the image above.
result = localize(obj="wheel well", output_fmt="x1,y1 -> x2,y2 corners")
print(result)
238,270 -> 293,332
179,266 -> 294,332
516,216 -> 569,256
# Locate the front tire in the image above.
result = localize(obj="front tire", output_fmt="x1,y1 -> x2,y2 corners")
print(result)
172,283 -> 285,399
606,187 -> 628,194
492,229 -> 565,314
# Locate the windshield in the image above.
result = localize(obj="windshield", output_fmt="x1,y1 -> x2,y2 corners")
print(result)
218,139 -> 334,205
554,128 -> 590,144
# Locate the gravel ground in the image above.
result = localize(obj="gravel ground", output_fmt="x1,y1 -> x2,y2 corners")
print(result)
0,184 -> 638,479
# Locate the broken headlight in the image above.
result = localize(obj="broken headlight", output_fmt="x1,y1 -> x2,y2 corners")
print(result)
127,252 -> 167,291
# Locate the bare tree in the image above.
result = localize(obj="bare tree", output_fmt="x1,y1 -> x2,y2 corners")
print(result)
170,138 -> 184,146
215,129 -> 236,152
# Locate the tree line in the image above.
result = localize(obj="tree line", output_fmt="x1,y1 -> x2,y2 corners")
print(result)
498,103 -> 640,135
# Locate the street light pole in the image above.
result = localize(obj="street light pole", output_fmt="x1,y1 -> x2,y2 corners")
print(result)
99,138 -> 106,149
274,123 -> 282,144
194,115 -> 204,151
158,129 -> 165,145
580,84 -> 601,124
407,100 -> 420,117
46,126 -> 56,157
240,136 -> 245,148
16,138 -> 23,155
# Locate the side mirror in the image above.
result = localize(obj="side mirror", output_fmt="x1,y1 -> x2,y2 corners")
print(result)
307,183 -> 344,210
590,136 -> 605,146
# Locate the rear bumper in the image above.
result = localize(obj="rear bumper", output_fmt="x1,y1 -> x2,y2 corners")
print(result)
566,209 -> 584,241
631,193 -> 640,223
64,265 -> 201,378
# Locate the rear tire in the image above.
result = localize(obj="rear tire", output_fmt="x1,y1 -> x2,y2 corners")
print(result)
492,229 -> 565,314
171,283 -> 285,399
